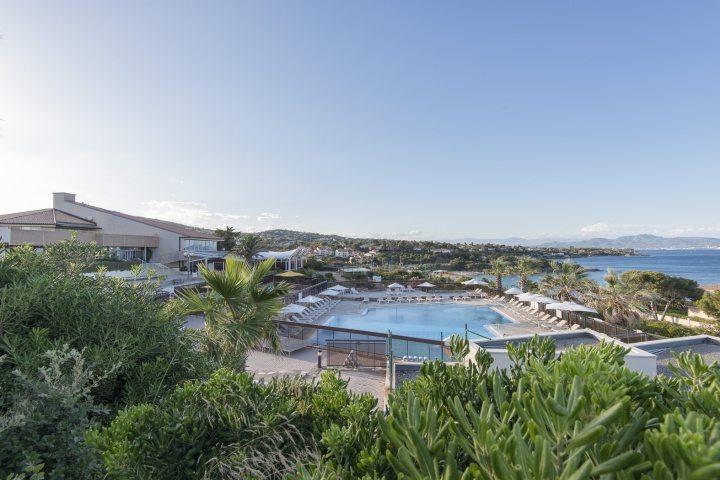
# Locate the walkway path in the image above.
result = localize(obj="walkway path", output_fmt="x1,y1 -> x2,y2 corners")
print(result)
245,348 -> 387,404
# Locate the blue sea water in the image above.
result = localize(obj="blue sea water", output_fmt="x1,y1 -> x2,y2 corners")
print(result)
574,250 -> 720,286
486,250 -> 720,287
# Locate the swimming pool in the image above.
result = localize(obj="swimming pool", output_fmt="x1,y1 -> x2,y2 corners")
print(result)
324,304 -> 513,341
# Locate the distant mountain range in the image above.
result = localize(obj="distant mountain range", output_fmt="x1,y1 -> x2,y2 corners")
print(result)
254,230 -> 720,250
453,234 -> 720,249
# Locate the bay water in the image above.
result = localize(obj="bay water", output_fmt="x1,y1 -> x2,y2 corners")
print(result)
479,250 -> 720,287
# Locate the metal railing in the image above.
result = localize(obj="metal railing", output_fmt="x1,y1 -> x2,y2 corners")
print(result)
571,315 -> 666,343
274,319 -> 447,365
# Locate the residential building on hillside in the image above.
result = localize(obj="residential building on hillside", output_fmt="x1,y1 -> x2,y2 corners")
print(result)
313,246 -> 334,257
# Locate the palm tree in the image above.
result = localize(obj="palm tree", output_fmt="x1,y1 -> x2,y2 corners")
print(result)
235,234 -> 264,264
180,257 -> 289,368
489,257 -> 511,295
514,256 -> 539,293
585,269 -> 652,328
539,260 -> 594,302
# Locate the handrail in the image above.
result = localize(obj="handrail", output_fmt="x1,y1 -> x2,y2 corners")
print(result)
465,325 -> 491,341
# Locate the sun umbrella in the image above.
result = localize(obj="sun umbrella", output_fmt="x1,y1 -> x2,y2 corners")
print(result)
387,283 -> 404,289
545,302 -> 597,313
329,285 -> 348,291
517,292 -> 538,302
462,279 -> 489,286
319,289 -> 340,296
545,301 -> 597,326
504,286 -> 524,295
280,304 -> 306,314
416,281 -> 436,293
527,295 -> 557,304
297,295 -> 323,304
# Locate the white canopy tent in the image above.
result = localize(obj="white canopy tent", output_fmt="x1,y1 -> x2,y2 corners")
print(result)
462,279 -> 489,286
319,289 -> 340,296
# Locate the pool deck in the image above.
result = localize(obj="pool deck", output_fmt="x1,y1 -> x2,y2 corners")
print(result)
299,295 -> 549,338
185,295 -> 551,404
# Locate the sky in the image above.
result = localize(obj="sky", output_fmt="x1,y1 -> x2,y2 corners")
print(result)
1,2 -> 719,241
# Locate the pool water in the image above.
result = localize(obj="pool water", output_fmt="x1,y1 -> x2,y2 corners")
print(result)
324,304 -> 512,341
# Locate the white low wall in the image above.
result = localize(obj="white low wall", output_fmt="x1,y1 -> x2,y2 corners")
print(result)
466,331 -> 657,377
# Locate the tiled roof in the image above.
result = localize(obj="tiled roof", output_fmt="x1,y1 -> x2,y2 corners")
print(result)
66,201 -> 220,240
0,209 -> 98,228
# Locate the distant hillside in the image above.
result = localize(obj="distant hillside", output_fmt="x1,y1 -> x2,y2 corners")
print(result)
257,229 -> 350,247
537,234 -> 720,249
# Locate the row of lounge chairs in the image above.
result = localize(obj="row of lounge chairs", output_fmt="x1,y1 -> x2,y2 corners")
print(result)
288,299 -> 341,324
377,295 -> 446,303
493,296 -> 583,332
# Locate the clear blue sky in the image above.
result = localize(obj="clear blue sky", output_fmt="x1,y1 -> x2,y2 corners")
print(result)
2,2 -> 719,241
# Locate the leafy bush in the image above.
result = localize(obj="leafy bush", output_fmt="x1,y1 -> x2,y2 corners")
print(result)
0,240 -> 217,410
0,347 -> 105,479
87,369 -> 377,479
641,320 -> 698,338
298,337 -> 720,479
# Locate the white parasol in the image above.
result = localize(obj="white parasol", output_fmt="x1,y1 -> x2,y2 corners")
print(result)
545,302 -> 597,313
280,304 -> 307,314
297,295 -> 323,304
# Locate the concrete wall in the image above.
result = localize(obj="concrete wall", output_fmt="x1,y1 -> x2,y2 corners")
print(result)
5,229 -> 159,248
466,331 -> 658,377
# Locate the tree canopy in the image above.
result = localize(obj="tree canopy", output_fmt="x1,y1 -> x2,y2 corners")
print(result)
620,270 -> 704,321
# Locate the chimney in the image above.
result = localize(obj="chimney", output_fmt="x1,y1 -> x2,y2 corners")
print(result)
53,192 -> 76,208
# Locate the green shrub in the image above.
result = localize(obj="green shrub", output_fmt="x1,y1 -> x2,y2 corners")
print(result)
0,246 -> 216,410
87,369 -> 377,479
641,320 -> 698,338
0,347 -> 105,479
312,338 -> 720,479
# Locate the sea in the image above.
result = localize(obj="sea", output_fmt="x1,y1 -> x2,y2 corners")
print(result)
479,250 -> 720,287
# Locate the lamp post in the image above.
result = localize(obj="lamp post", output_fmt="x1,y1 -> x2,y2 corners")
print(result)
185,252 -> 191,280
317,347 -> 322,369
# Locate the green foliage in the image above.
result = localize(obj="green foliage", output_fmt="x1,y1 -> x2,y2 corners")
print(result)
180,257 -> 289,368
641,320 -> 697,338
214,226 -> 241,251
0,347 -> 105,479
622,270 -> 704,321
316,339 -> 720,479
0,237 -> 215,410
697,289 -> 720,319
540,260 -> 593,303
87,369 -> 377,479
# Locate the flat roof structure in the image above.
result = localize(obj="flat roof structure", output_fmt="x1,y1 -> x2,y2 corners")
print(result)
632,335 -> 720,377
470,330 -> 657,377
